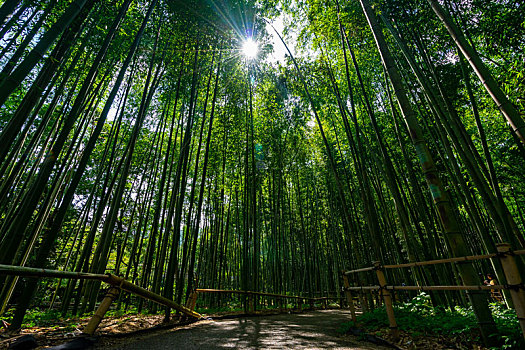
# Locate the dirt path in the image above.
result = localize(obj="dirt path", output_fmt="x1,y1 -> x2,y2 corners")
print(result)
96,309 -> 391,349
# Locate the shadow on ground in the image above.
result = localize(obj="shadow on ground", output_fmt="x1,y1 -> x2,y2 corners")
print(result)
98,309 -> 391,349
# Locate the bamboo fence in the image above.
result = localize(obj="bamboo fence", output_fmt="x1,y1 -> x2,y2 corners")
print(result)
0,264 -> 202,335
189,288 -> 344,313
341,243 -> 525,342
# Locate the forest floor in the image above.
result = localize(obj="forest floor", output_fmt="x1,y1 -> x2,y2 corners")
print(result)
95,309 -> 391,349
0,308 -> 492,349
1,309 -> 390,349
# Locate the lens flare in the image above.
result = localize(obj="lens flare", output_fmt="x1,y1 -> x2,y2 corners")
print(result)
242,38 -> 258,59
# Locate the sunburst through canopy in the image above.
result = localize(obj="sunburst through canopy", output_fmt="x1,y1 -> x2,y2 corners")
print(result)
242,38 -> 258,59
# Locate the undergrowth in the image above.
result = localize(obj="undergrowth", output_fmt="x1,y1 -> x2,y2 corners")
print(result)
0,305 -> 143,330
1,301 -> 307,330
339,293 -> 523,349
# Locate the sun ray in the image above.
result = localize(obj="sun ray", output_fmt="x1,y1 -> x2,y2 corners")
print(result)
242,38 -> 258,59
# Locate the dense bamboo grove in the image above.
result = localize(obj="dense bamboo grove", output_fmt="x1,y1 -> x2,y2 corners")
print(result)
0,0 -> 524,343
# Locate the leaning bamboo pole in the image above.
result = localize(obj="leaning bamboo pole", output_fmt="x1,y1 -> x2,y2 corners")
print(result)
0,264 -> 202,319
0,264 -> 109,280
426,0 -> 525,145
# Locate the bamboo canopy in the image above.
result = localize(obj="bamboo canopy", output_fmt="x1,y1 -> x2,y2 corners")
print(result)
0,0 -> 524,346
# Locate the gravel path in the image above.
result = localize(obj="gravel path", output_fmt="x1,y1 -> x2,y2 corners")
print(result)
97,309 -> 391,349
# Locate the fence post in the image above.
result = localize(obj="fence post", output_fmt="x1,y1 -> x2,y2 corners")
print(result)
309,298 -> 314,310
248,293 -> 255,314
374,261 -> 399,341
358,287 -> 368,312
497,243 -> 525,341
298,298 -> 303,312
343,274 -> 357,322
84,286 -> 120,335
186,290 -> 198,311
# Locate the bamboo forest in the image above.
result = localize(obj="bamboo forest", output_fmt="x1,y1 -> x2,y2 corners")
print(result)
0,0 -> 525,349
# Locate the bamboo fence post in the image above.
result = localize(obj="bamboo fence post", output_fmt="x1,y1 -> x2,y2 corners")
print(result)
374,261 -> 399,340
298,298 -> 303,312
309,298 -> 314,310
83,286 -> 120,335
497,243 -> 525,340
278,298 -> 283,313
357,286 -> 368,312
322,297 -> 327,309
343,274 -> 357,322
248,293 -> 255,314
361,286 -> 371,312
186,290 -> 198,311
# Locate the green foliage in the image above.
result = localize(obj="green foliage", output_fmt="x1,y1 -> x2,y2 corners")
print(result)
0,308 -> 79,329
340,293 -> 523,349
0,305 -> 143,329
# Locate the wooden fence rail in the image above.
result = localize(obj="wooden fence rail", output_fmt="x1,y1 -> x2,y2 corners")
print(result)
0,264 -> 202,335
344,249 -> 525,274
188,288 -> 345,314
341,242 -> 525,342
345,285 -> 506,291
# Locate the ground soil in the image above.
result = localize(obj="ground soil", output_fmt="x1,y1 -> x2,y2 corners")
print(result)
0,308 -> 488,349
96,309 -> 391,349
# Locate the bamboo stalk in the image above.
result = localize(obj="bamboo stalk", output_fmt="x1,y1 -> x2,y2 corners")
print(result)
497,243 -> 525,341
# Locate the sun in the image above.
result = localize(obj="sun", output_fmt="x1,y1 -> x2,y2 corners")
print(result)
242,38 -> 258,59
